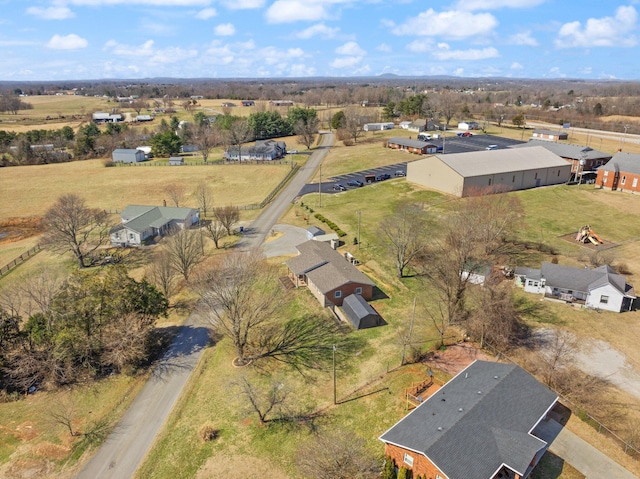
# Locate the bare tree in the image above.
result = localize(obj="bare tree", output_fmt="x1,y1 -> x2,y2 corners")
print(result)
537,329 -> 577,389
196,251 -> 281,365
226,118 -> 252,161
342,107 -> 367,144
214,205 -> 240,235
147,249 -> 178,298
49,398 -> 79,436
202,218 -> 227,249
164,227 -> 205,282
131,99 -> 148,115
379,203 -> 429,278
42,194 -> 111,268
18,267 -> 65,329
436,89 -> 460,127
294,117 -> 319,150
194,124 -> 222,163
193,180 -> 213,218
164,183 -> 187,207
236,376 -> 290,425
295,430 -> 380,479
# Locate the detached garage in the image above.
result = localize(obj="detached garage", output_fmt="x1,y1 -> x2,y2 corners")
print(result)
407,146 -> 571,197
342,294 -> 382,329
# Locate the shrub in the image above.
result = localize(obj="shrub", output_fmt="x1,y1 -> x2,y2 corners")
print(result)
397,467 -> 409,479
199,424 -> 218,442
103,158 -> 116,167
616,262 -> 632,275
382,457 -> 397,479
342,139 -> 354,147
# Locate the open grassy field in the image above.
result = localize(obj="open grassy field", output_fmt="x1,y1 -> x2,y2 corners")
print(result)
0,159 -> 290,219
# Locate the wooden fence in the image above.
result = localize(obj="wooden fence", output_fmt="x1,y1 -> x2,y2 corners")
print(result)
0,244 -> 42,278
118,159 -> 294,166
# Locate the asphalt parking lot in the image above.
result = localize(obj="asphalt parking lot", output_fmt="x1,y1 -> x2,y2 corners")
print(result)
296,134 -> 525,197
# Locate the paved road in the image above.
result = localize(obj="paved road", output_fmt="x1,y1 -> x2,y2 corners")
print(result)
527,120 -> 640,146
535,419 -> 639,479
75,132 -> 334,479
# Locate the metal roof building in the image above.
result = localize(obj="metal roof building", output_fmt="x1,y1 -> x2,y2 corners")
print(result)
407,146 -> 571,197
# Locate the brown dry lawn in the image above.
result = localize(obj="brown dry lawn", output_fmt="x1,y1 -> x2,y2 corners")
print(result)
0,159 -> 289,219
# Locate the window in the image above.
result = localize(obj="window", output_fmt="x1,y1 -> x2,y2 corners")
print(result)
558,170 -> 561,177
622,175 -> 627,185
633,178 -> 638,188
512,175 -> 516,183
535,173 -> 538,179
600,295 -> 609,304
488,178 -> 492,186
355,287 -> 363,295
604,170 -> 609,176
403,453 -> 414,467
334,291 -> 342,299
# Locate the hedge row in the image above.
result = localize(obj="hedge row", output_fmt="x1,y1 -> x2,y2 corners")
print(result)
314,213 -> 347,237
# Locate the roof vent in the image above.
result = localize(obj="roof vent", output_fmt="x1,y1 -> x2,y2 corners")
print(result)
458,408 -> 464,412
441,398 -> 446,402
437,427 -> 443,431
477,391 -> 482,395
494,375 -> 499,379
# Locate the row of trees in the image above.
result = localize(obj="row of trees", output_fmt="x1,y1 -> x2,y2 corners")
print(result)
0,266 -> 168,393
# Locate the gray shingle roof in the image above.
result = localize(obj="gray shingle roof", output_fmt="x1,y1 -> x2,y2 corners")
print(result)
342,293 -> 380,329
379,360 -> 557,479
388,137 -> 433,149
285,241 -> 374,293
510,139 -> 611,161
598,152 -> 640,175
436,146 -> 568,178
119,205 -> 196,234
540,262 -> 630,295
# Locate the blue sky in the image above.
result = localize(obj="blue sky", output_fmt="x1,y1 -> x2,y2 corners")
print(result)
1,0 -> 639,81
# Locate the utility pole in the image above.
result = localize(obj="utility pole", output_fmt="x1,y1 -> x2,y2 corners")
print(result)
318,163 -> 322,207
333,344 -> 337,405
400,297 -> 417,366
357,209 -> 361,249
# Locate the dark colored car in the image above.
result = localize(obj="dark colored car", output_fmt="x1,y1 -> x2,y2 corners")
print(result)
376,173 -> 391,181
347,179 -> 364,187
332,184 -> 347,191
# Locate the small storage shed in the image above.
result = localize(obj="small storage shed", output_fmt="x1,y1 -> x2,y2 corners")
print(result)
342,294 -> 382,329
307,226 -> 326,240
169,156 -> 184,166
112,149 -> 145,163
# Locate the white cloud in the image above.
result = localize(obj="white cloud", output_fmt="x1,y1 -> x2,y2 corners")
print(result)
433,43 -> 499,60
455,0 -> 546,11
511,62 -> 523,70
219,0 -> 266,8
47,34 -> 88,50
26,6 -> 75,20
377,43 -> 391,53
195,8 -> 217,19
509,31 -> 538,46
556,6 -> 638,48
295,23 -> 339,40
149,47 -> 198,64
266,0 -> 330,23
330,56 -> 362,69
406,40 -> 432,53
548,66 -> 566,78
104,39 -> 155,56
215,23 -> 236,36
453,68 -> 464,76
289,63 -> 316,77
580,66 -> 592,75
393,9 -> 498,39
335,41 -> 365,56
60,0 -> 210,5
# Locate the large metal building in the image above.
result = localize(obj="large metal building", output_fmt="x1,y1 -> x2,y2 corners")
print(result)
407,146 -> 571,197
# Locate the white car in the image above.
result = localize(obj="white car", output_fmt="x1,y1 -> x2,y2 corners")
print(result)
485,145 -> 498,150
287,149 -> 298,154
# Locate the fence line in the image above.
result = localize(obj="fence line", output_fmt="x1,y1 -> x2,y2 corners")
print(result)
260,164 -> 300,208
0,244 -> 42,278
483,343 -> 640,459
118,159 -> 293,167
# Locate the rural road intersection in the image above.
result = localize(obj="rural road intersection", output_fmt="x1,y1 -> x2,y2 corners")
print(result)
75,132 -> 333,479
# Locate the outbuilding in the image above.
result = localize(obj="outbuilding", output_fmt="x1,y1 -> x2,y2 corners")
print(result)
112,149 -> 145,164
407,146 -> 571,197
532,129 -> 568,141
169,156 -> 184,166
341,293 -> 382,329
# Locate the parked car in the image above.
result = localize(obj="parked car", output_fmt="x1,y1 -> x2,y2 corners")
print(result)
376,173 -> 391,181
485,144 -> 498,150
347,179 -> 364,187
287,149 -> 298,154
332,184 -> 346,191
394,170 -> 406,177
457,131 -> 473,137
417,133 -> 431,141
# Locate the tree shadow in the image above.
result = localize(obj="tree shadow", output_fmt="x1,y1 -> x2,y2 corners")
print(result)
371,286 -> 389,301
150,325 -> 212,381
337,387 -> 389,405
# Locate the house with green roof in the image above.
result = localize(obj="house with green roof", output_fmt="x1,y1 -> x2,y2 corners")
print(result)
110,205 -> 199,247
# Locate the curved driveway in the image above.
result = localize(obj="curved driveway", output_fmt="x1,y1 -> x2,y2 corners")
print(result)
75,132 -> 334,479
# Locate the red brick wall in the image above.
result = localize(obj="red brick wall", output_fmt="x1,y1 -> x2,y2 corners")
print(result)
596,170 -> 640,193
384,443 -> 446,479
325,283 -> 373,306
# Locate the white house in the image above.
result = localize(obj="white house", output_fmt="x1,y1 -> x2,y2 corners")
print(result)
363,122 -> 394,131
112,149 -> 145,164
458,121 -> 480,130
514,262 -> 635,312
110,205 -> 199,247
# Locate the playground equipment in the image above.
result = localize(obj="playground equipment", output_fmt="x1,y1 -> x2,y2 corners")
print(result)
576,225 -> 603,245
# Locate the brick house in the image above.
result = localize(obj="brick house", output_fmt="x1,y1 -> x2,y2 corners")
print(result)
595,152 -> 640,193
387,137 -> 437,154
285,240 -> 375,307
379,360 -> 558,479
531,129 -> 568,141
